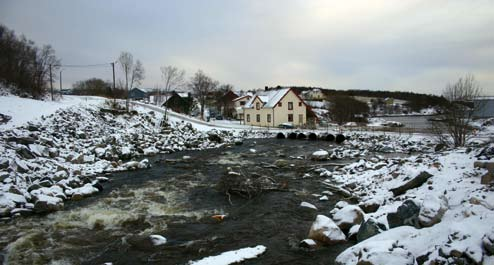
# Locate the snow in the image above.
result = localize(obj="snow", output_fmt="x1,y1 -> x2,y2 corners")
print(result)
310,215 -> 346,241
0,95 -> 105,130
188,245 -> 266,265
300,202 -> 317,210
149,235 -> 167,246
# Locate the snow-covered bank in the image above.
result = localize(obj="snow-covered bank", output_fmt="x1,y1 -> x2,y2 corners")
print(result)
0,95 -> 105,130
0,97 -> 271,218
304,133 -> 494,264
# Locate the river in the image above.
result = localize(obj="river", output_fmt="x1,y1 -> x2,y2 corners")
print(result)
1,139 -> 356,265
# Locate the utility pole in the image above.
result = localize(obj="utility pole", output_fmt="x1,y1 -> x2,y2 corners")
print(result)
111,62 -> 116,103
49,64 -> 54,101
59,70 -> 62,97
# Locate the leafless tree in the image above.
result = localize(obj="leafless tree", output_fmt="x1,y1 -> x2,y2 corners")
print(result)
431,75 -> 483,147
118,51 -> 145,111
160,65 -> 185,120
190,70 -> 218,120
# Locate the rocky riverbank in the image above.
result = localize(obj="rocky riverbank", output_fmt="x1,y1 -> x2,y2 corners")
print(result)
0,102 -> 270,218
300,136 -> 494,265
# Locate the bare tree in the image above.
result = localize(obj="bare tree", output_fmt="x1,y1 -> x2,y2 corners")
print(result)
118,52 -> 145,111
190,70 -> 218,120
432,75 -> 483,147
160,65 -> 185,120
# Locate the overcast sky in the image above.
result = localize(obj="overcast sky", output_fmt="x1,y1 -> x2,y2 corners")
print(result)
1,0 -> 493,94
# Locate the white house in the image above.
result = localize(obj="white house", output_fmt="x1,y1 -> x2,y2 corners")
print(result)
232,95 -> 252,120
243,88 -> 311,127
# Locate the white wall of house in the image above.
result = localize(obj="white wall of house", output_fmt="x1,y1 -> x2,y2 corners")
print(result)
243,90 -> 307,127
273,91 -> 306,126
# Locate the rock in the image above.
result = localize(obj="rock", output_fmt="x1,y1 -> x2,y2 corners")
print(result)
149,235 -> 167,246
8,136 -> 36,145
71,154 -> 84,164
299,239 -> 317,250
16,145 -> 35,159
28,144 -> 48,157
0,158 -> 9,170
390,171 -> 433,197
482,230 -> 494,255
308,215 -> 346,245
359,200 -> 380,213
27,123 -> 40,131
356,248 -> 415,265
127,235 -> 161,251
387,200 -> 421,229
0,172 -> 9,183
300,202 -> 318,210
33,195 -> 64,213
311,150 -> 329,161
234,139 -> 243,145
434,143 -> 446,152
274,159 -> 289,167
481,172 -> 494,185
333,205 -> 365,231
138,159 -> 150,169
53,171 -> 68,182
357,218 -> 387,242
27,184 -> 42,193
208,133 -> 223,143
308,133 -> 317,141
14,159 -> 30,173
319,195 -> 329,201
48,148 -> 59,158
38,179 -> 53,188
419,195 -> 448,227
71,193 -> 84,201
123,161 -> 139,170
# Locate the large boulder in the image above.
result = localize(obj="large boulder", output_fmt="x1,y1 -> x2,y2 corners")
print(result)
33,195 -> 64,213
390,171 -> 433,197
418,195 -> 448,227
332,205 -> 365,231
308,215 -> 346,245
387,200 -> 421,229
357,218 -> 387,242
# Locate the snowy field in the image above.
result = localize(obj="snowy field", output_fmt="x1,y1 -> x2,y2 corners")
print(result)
0,95 -> 106,130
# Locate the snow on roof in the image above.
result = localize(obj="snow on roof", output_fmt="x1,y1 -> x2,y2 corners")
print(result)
232,95 -> 251,102
244,88 -> 291,108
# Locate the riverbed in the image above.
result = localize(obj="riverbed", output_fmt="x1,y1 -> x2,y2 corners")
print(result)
1,139 -> 356,265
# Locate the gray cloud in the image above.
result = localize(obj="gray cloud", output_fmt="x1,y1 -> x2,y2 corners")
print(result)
1,0 -> 492,95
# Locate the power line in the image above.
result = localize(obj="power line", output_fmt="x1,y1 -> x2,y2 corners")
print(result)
56,62 -> 113,68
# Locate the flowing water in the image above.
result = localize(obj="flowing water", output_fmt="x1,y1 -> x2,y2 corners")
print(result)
0,139 -> 356,265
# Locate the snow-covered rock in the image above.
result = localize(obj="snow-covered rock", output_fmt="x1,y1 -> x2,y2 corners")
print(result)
308,215 -> 346,245
332,205 -> 365,231
311,150 -> 329,161
300,202 -> 317,210
188,245 -> 266,265
149,235 -> 167,246
418,194 -> 448,227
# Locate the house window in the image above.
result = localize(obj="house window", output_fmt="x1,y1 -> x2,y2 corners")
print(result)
256,114 -> 260,122
299,114 -> 303,124
299,102 -> 302,107
256,102 -> 260,110
288,102 -> 293,110
246,114 -> 250,122
278,102 -> 282,107
288,114 -> 293,122
267,114 -> 271,123
240,101 -> 245,106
